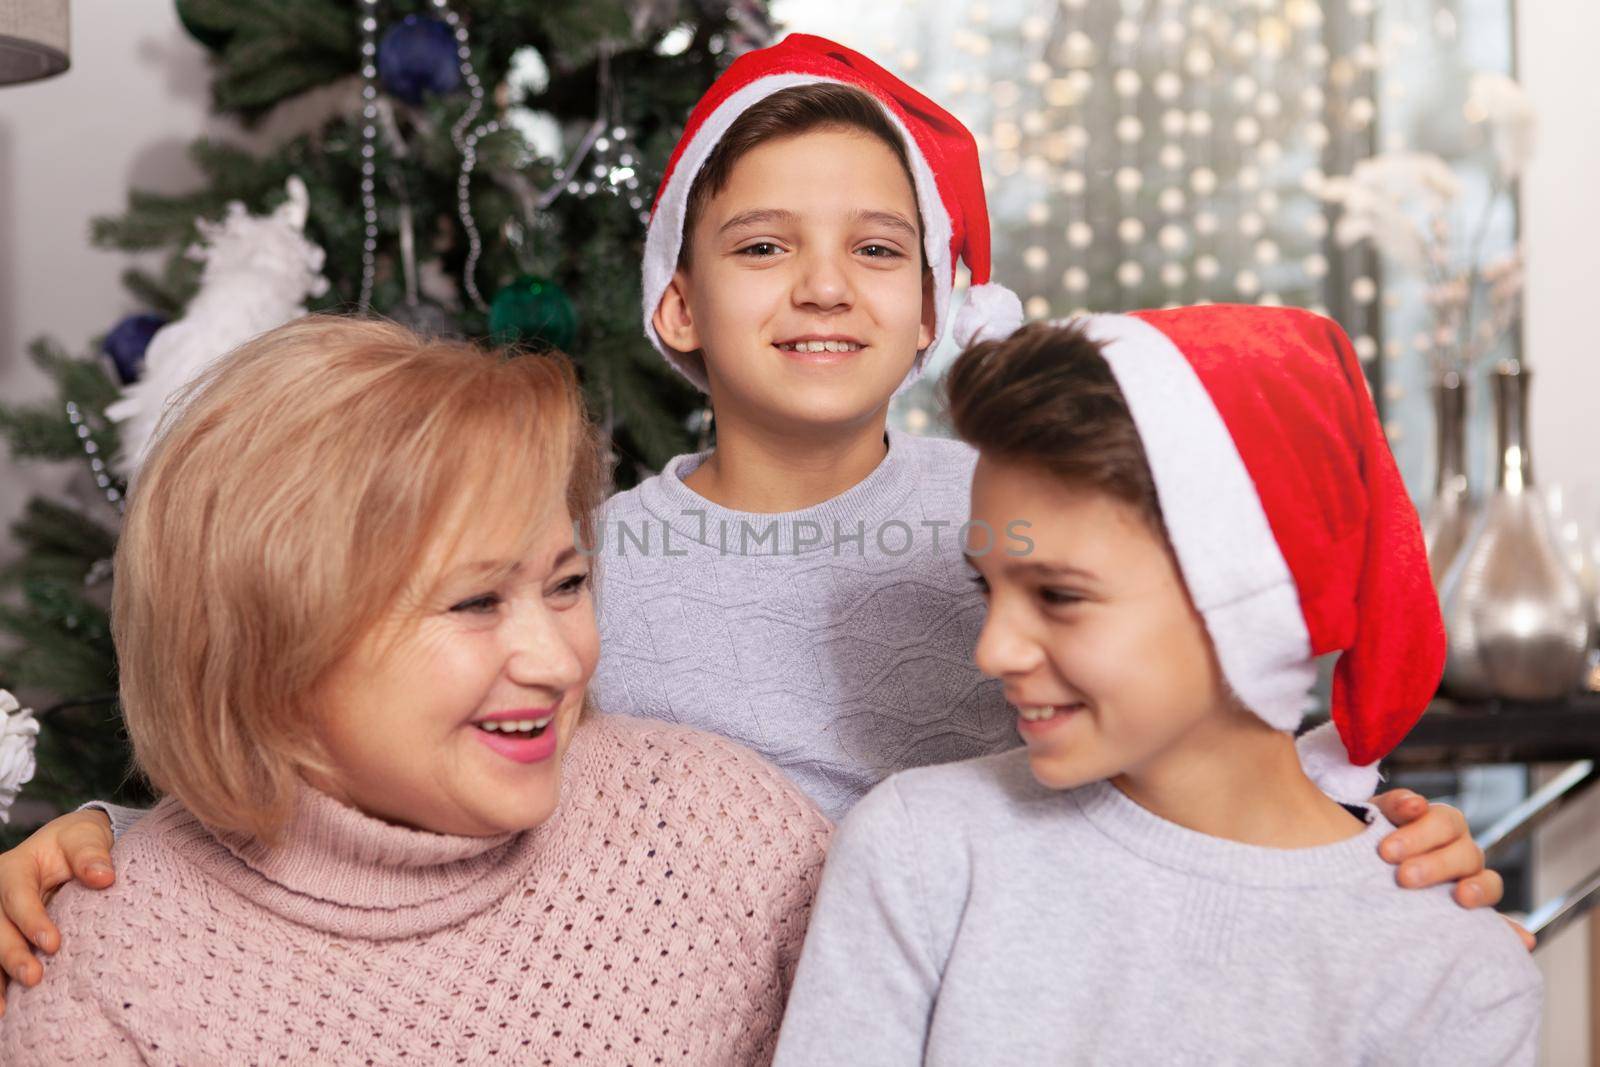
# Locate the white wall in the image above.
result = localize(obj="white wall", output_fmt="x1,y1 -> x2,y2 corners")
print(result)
1,0 -> 1597,1060
0,0 -> 230,566
1519,1 -> 1600,1060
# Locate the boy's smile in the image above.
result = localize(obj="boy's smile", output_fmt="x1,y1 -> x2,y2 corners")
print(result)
653,127 -> 934,435
965,453 -> 1235,793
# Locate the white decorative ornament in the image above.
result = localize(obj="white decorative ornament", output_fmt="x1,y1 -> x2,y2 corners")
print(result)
1195,254 -> 1221,280
1158,225 -> 1187,253
1116,116 -> 1144,144
1067,221 -> 1094,249
1188,110 -> 1213,137
1159,144 -> 1186,170
0,690 -> 39,825
1161,262 -> 1187,288
506,45 -> 550,98
508,108 -> 564,161
1061,170 -> 1087,196
1154,72 -> 1183,101
1235,269 -> 1262,297
1117,261 -> 1144,288
1114,166 -> 1144,194
108,177 -> 329,473
1062,266 -> 1089,292
1024,246 -> 1050,271
1114,69 -> 1142,98
1161,108 -> 1187,137
1190,167 -> 1218,196
1118,218 -> 1145,243
1159,188 -> 1187,214
1024,295 -> 1051,320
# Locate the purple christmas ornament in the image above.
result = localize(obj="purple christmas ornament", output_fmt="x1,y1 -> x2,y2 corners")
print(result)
378,15 -> 462,106
102,313 -> 167,385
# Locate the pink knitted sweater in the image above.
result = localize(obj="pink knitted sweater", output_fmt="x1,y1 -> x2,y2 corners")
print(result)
0,715 -> 832,1065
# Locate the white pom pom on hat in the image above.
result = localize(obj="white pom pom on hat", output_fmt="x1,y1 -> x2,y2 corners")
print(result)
640,34 -> 1022,393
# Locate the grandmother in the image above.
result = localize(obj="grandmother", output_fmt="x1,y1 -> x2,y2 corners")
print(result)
0,316 -> 829,1064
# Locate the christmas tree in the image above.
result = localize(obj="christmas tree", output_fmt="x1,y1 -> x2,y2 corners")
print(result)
0,0 -> 771,841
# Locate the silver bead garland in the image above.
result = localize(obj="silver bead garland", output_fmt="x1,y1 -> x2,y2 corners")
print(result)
357,0 -> 381,311
65,400 -> 124,513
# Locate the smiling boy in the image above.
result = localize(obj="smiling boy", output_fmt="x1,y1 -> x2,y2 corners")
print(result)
772,309 -> 1542,1064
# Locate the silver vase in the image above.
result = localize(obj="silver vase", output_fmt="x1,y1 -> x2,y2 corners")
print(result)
1422,370 -> 1472,590
1439,362 -> 1591,702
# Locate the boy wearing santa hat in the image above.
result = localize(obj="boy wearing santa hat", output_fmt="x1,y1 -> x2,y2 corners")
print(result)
0,42 -> 1506,996
772,307 -> 1541,1064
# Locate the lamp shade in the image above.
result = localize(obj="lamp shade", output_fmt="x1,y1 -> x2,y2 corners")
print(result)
0,0 -> 68,87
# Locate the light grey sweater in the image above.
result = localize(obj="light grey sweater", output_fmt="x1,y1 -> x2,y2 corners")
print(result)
773,749 -> 1543,1066
587,429 -> 1017,820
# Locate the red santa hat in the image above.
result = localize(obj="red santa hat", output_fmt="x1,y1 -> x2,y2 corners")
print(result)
1072,305 -> 1444,802
641,33 -> 1022,392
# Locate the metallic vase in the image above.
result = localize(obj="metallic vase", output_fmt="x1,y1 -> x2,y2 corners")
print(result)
1422,370 -> 1472,590
1439,362 -> 1591,702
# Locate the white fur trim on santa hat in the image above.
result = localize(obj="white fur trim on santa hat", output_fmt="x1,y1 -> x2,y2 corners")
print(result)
641,73 -> 955,393
1074,313 -> 1317,730
1295,720 -> 1382,803
953,282 -> 1025,348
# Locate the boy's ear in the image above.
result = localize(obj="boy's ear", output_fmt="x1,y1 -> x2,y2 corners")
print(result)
918,267 -> 937,351
652,270 -> 701,354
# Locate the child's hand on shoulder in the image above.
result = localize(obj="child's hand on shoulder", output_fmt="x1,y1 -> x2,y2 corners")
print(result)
1371,788 -> 1533,949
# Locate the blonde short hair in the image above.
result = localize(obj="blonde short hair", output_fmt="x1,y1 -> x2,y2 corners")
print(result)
112,315 -> 607,842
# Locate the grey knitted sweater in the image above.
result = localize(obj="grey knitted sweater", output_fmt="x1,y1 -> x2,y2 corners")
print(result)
774,748 -> 1543,1065
587,429 -> 1018,821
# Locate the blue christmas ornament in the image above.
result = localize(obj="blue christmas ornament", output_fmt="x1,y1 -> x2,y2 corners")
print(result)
102,313 -> 167,385
378,16 -> 462,106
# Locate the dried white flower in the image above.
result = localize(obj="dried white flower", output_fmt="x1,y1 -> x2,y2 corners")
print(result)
1466,73 -> 1538,181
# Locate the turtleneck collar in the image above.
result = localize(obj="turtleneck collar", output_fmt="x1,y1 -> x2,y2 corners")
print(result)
166,783 -> 549,941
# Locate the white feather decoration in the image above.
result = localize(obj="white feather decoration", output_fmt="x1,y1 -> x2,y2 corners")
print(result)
107,176 -> 329,473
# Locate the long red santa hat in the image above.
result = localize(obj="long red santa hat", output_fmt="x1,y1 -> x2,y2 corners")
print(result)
1073,305 -> 1445,801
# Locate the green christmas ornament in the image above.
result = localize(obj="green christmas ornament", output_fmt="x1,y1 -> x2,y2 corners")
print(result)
175,0 -> 234,51
489,275 -> 578,351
